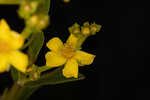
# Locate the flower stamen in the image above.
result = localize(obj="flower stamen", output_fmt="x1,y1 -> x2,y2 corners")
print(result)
61,43 -> 75,59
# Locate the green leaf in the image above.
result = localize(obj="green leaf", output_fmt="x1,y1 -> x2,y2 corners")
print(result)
10,67 -> 20,81
24,67 -> 85,87
28,31 -> 44,65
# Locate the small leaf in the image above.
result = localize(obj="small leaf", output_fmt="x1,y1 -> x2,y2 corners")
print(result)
24,67 -> 85,87
28,31 -> 44,65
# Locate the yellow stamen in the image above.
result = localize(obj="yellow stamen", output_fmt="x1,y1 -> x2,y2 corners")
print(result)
61,43 -> 75,59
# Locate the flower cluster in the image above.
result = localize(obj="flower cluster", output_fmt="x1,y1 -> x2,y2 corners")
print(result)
0,0 -> 101,99
45,22 -> 101,78
0,18 -> 100,79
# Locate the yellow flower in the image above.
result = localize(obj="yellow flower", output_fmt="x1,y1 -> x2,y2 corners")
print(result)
0,19 -> 28,73
45,34 -> 95,78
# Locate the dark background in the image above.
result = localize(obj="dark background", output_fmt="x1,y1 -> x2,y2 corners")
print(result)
0,0 -> 148,100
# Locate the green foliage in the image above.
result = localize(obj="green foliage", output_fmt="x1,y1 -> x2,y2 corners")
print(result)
24,67 -> 85,87
28,31 -> 44,65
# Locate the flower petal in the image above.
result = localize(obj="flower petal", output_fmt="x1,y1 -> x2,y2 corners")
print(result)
46,37 -> 63,52
74,50 -> 95,66
0,19 -> 11,40
63,58 -> 78,78
66,34 -> 78,48
0,54 -> 10,72
45,52 -> 66,67
0,19 -> 24,50
0,19 -> 10,33
9,51 -> 28,73
8,31 -> 24,49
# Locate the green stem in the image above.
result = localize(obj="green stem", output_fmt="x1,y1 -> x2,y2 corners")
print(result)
38,66 -> 53,73
21,26 -> 32,39
2,83 -> 38,100
21,33 -> 34,49
0,0 -> 21,5
76,35 -> 88,49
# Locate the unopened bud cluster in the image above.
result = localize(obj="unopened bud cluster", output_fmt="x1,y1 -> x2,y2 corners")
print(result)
69,23 -> 80,36
27,14 -> 49,30
69,22 -> 101,37
18,1 -> 39,19
18,0 -> 49,30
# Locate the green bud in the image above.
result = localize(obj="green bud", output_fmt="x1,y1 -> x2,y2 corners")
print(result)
27,14 -> 49,30
27,65 -> 40,81
81,26 -> 90,36
83,22 -> 90,27
90,23 -> 102,35
68,23 -> 81,35
18,1 -> 39,19
81,22 -> 90,36
37,14 -> 49,30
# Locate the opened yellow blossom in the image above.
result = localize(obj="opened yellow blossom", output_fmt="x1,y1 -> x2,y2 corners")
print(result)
0,19 -> 28,73
45,34 -> 95,78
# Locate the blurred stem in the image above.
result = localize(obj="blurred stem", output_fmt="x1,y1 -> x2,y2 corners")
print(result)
21,33 -> 34,49
0,0 -> 21,4
2,83 -> 20,100
21,26 -> 33,39
2,83 -> 38,100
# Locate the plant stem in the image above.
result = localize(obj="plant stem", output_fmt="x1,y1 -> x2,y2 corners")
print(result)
2,83 -> 38,100
76,35 -> 88,49
38,66 -> 53,73
21,26 -> 33,39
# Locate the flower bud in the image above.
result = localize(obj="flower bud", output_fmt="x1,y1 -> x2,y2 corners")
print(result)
27,14 -> 49,30
90,23 -> 102,35
68,23 -> 81,35
18,1 -> 39,19
81,22 -> 90,36
81,26 -> 90,35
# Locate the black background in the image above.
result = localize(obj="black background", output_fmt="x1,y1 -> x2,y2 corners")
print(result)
0,0 -> 148,100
